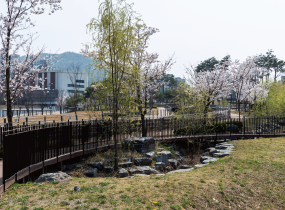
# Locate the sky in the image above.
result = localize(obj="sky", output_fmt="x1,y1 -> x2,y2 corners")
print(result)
1,0 -> 285,79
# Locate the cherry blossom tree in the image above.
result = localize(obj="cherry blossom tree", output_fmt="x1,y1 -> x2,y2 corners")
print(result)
185,61 -> 233,119
0,0 -> 62,126
129,23 -> 175,136
230,57 -> 267,119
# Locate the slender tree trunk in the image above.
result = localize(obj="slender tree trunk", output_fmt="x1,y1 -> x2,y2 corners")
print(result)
238,100 -> 241,121
5,33 -> 12,128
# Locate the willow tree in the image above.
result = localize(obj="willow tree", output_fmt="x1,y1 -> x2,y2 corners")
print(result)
83,0 -> 137,170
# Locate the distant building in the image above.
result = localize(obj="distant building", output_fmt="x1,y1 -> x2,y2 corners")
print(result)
160,74 -> 186,93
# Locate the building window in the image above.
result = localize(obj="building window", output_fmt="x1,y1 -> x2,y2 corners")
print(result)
68,84 -> 84,88
76,80 -> 84,83
68,90 -> 84,94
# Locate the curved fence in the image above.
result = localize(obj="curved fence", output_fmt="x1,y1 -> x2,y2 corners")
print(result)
1,116 -> 285,193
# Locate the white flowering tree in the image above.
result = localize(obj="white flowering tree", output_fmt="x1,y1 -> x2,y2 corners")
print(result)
129,23 -> 174,136
230,57 -> 268,119
185,61 -> 233,118
0,0 -> 62,126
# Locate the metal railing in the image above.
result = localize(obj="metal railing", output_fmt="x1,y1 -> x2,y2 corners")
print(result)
1,116 -> 285,193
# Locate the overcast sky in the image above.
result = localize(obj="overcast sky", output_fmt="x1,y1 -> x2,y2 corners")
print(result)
1,0 -> 285,78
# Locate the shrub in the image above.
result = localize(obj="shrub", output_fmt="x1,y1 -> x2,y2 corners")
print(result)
174,121 -> 243,135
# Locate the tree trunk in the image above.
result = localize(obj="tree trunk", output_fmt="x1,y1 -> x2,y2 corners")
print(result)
141,113 -> 146,137
238,100 -> 241,121
113,96 -> 118,171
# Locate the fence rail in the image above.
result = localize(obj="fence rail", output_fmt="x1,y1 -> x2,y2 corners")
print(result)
1,116 -> 285,193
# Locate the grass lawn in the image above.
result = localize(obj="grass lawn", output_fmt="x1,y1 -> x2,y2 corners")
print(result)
1,137 -> 285,209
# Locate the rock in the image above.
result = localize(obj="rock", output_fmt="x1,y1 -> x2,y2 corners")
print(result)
205,147 -> 216,152
157,151 -> 172,159
209,149 -> 218,157
66,164 -> 81,171
213,153 -> 232,157
168,159 -> 178,169
178,148 -> 185,156
35,172 -> 71,183
129,166 -> 159,175
84,169 -> 97,177
203,152 -> 210,156
118,162 -> 133,168
226,124 -> 239,132
155,162 -> 166,171
194,164 -> 206,167
154,154 -> 168,166
200,156 -> 213,163
215,145 -> 229,150
177,158 -> 184,163
167,168 -> 193,174
104,166 -> 114,173
134,158 -> 152,166
202,158 -> 218,164
118,168 -> 128,178
74,186 -> 80,192
87,161 -> 104,170
179,165 -> 191,169
145,151 -> 155,158
123,158 -> 131,162
124,137 -> 155,153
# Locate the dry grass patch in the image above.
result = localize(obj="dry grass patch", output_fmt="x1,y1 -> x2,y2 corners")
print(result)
1,137 -> 285,209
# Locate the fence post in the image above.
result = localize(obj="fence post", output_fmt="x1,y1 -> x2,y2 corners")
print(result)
61,116 -> 63,122
243,116 -> 245,139
82,120 -> 85,156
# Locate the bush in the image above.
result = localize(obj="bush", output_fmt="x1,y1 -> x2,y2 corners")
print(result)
227,121 -> 243,129
173,121 -> 243,135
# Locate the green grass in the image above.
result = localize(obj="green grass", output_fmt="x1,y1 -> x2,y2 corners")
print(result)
2,137 -> 285,209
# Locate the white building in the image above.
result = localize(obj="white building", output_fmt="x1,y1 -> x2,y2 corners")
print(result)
34,71 -> 88,94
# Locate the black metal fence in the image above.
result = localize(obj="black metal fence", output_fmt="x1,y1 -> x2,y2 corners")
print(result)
1,116 -> 285,193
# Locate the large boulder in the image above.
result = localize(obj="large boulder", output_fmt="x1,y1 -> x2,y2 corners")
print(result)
118,168 -> 128,178
124,137 -> 155,153
157,151 -> 172,159
87,161 -> 104,170
84,169 -> 97,177
118,162 -> 133,168
129,166 -> 159,175
168,159 -> 178,169
155,162 -> 166,171
154,154 -> 168,166
134,158 -> 152,166
35,172 -> 71,183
